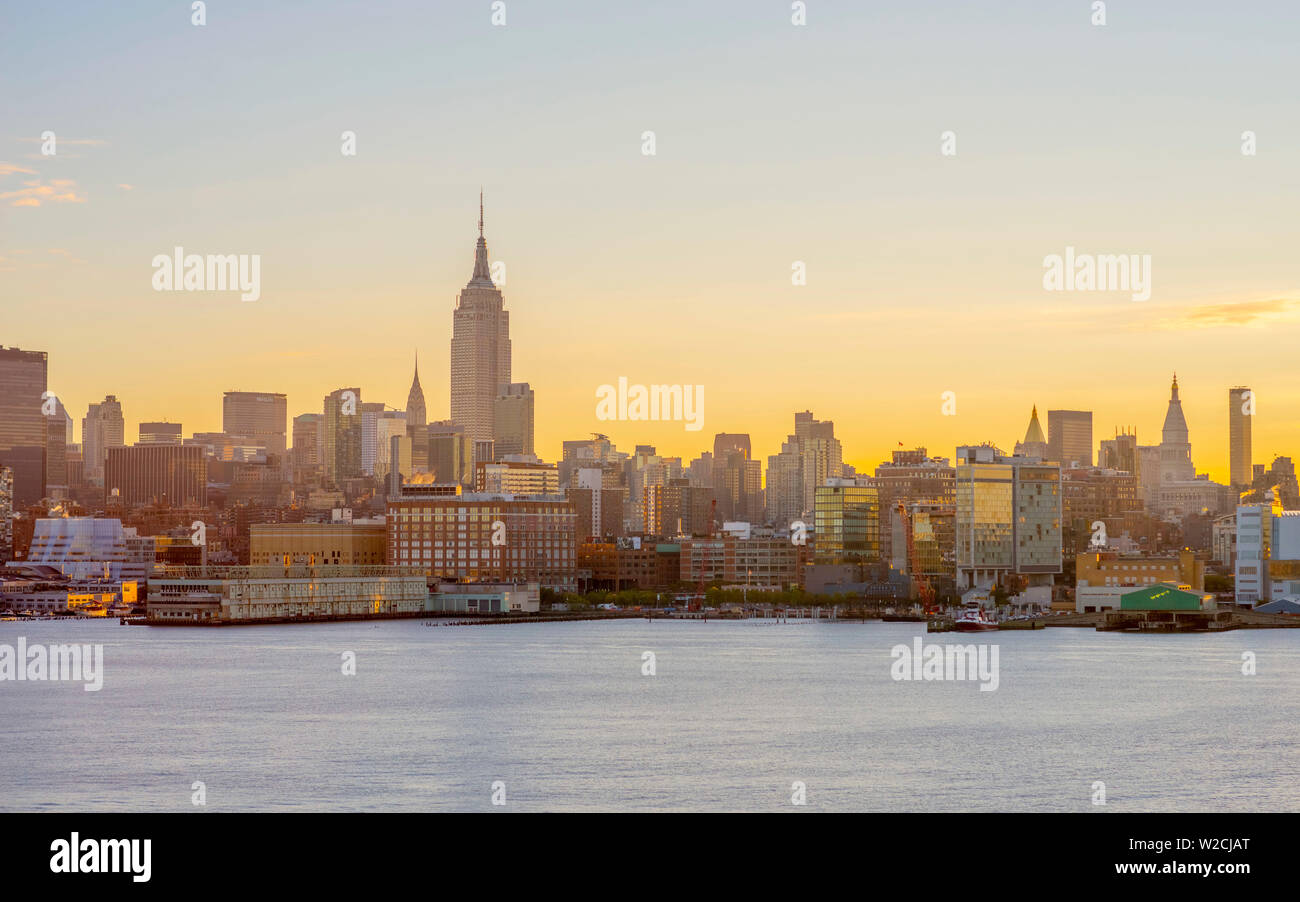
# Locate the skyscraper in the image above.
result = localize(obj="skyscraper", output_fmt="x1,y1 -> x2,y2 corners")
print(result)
82,395 -> 125,483
222,392 -> 287,456
0,347 -> 48,506
450,194 -> 511,447
1159,374 -> 1195,484
360,401 -> 387,475
105,444 -> 207,508
322,388 -> 362,488
493,382 -> 535,458
406,354 -> 426,430
1229,386 -> 1253,489
44,397 -> 71,500
1047,409 -> 1092,467
292,413 -> 322,476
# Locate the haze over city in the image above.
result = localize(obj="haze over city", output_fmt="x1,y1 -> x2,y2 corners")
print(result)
5,1 -> 1300,481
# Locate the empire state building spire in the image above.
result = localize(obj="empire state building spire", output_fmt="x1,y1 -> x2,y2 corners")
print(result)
470,189 -> 493,287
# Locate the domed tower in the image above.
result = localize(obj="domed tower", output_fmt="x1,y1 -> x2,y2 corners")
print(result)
1159,373 -> 1194,483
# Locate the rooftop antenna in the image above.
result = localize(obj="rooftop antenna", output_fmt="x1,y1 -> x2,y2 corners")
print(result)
479,188 -> 484,237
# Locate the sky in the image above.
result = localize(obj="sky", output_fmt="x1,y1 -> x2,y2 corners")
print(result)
3,1 -> 1299,482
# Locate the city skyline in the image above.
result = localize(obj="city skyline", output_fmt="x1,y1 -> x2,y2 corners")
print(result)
5,2 -> 1300,483
3,200 -> 1290,485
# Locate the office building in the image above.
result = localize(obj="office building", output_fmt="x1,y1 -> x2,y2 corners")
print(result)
0,468 -> 12,562
813,478 -> 880,563
139,422 -> 182,444
493,382 -> 534,458
955,444 -> 1062,591
223,391 -> 287,457
873,448 -> 955,565
292,413 -> 322,478
1229,386 -> 1253,490
322,388 -> 362,488
104,444 -> 208,508
82,395 -> 125,482
1047,409 -> 1092,467
0,347 -> 48,505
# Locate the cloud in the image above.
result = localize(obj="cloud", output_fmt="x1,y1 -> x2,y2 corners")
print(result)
15,137 -> 107,146
1163,297 -> 1297,329
2,176 -> 88,206
0,162 -> 37,177
117,183 -> 133,190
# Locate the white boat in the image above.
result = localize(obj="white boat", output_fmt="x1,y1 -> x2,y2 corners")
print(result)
954,602 -> 998,632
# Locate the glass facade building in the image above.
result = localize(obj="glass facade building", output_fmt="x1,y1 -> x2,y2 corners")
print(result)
956,445 -> 1062,589
813,480 -> 880,563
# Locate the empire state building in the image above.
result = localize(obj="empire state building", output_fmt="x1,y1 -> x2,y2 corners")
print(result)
450,194 -> 511,447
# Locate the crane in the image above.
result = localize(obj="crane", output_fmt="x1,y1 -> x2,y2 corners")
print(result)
897,500 -> 937,614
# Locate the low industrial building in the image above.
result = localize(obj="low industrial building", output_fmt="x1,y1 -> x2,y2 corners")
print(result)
429,582 -> 540,614
1074,549 -> 1205,613
147,565 -> 428,623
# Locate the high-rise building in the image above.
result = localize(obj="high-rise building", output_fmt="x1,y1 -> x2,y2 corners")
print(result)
222,392 -> 287,456
322,388 -> 362,488
427,421 -> 468,485
374,412 -> 408,483
1235,493 -> 1282,607
104,444 -> 207,508
764,411 -> 843,524
450,194 -> 511,447
813,478 -> 880,563
360,401 -> 387,476
0,467 -> 13,562
1229,386 -> 1253,489
873,448 -> 955,565
0,347 -> 48,506
406,354 -> 427,430
406,355 -> 427,473
1047,409 -> 1092,467
1098,428 -> 1139,475
955,444 -> 1062,591
292,413 -> 322,476
82,395 -> 125,483
139,422 -> 183,444
1158,374 -> 1194,484
44,397 -> 71,500
493,383 -> 534,458
712,434 -> 762,524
